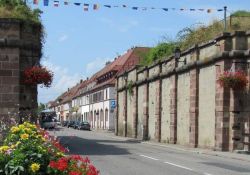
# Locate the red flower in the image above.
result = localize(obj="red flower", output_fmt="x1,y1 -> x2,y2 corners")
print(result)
69,171 -> 81,175
57,157 -> 68,171
23,66 -> 53,87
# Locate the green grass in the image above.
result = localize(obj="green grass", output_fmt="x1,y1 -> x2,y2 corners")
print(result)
141,10 -> 250,66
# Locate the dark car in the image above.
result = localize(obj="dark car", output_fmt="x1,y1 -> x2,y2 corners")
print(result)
78,121 -> 91,131
73,121 -> 80,129
67,121 -> 75,128
62,121 -> 68,127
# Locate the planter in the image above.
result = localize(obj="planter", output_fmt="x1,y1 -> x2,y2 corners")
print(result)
218,71 -> 248,90
23,66 -> 53,88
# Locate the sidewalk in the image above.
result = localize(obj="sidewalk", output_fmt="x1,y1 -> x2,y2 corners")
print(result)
93,129 -> 250,163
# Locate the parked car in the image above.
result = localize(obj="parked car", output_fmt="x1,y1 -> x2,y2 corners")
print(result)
73,121 -> 80,129
62,121 -> 69,127
67,121 -> 75,128
78,121 -> 91,131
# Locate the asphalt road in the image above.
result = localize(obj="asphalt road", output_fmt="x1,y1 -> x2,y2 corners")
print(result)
49,127 -> 250,175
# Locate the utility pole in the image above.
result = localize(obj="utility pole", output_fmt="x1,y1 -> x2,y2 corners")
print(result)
224,6 -> 227,31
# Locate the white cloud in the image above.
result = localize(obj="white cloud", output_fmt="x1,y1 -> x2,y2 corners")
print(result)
38,60 -> 83,103
85,57 -> 111,76
58,34 -> 69,42
99,17 -> 139,33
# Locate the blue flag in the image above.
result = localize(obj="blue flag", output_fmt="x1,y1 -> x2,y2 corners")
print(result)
44,0 -> 49,6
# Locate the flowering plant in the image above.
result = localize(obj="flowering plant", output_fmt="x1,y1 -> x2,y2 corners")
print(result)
23,66 -> 53,87
48,155 -> 99,175
218,71 -> 248,90
0,122 -> 99,175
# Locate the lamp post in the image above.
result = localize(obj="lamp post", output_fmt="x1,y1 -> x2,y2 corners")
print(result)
175,47 -> 186,65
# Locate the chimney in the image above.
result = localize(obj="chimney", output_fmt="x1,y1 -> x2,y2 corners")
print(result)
68,88 -> 70,92
80,79 -> 83,83
87,77 -> 89,80
105,61 -> 111,66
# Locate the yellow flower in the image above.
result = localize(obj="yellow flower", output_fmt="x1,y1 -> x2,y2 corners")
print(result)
20,133 -> 29,140
24,128 -> 31,133
18,124 -> 25,129
30,163 -> 40,173
11,126 -> 20,133
10,145 -> 15,149
0,146 -> 9,153
41,137 -> 46,142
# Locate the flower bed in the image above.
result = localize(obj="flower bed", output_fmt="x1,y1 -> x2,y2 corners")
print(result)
218,71 -> 248,90
0,122 -> 99,175
23,66 -> 53,88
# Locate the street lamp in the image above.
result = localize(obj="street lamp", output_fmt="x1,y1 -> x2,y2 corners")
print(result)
175,47 -> 186,65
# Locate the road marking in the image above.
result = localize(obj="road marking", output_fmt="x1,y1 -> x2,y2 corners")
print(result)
140,154 -> 159,160
164,161 -> 193,171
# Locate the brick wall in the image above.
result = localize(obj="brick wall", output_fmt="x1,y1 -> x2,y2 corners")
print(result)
117,31 -> 250,151
0,19 -> 41,142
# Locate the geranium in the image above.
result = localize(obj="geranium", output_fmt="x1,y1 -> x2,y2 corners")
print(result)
48,155 -> 99,175
23,66 -> 53,88
218,70 -> 248,90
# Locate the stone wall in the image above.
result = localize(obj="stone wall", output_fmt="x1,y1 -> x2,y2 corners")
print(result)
116,31 -> 250,151
0,19 -> 42,141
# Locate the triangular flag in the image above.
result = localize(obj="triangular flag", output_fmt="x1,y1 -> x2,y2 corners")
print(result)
142,7 -> 147,11
64,1 -> 69,5
162,8 -> 168,11
93,4 -> 99,10
122,5 -> 127,8
114,5 -> 119,8
74,3 -> 81,6
217,9 -> 223,12
190,9 -> 195,11
33,0 -> 39,5
54,1 -> 59,7
132,7 -> 138,10
84,4 -> 89,11
198,9 -> 204,11
104,5 -> 111,8
207,9 -> 212,13
43,0 -> 49,6
180,8 -> 185,11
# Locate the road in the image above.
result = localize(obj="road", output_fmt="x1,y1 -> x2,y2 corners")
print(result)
49,127 -> 250,175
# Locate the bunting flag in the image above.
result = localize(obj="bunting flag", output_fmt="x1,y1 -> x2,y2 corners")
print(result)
33,0 -> 39,5
93,4 -> 99,10
84,4 -> 89,11
74,2 -> 81,6
64,1 -> 69,5
104,5 -> 111,8
54,1 -> 59,7
44,0 -> 49,6
39,1 -> 225,14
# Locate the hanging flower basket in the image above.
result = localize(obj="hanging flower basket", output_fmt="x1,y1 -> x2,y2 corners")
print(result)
218,71 -> 248,90
23,66 -> 53,88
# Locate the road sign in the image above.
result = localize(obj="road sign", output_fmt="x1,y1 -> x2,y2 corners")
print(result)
111,100 -> 116,109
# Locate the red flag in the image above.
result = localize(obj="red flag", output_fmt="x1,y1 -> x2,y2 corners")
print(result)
33,0 -> 39,5
93,4 -> 99,10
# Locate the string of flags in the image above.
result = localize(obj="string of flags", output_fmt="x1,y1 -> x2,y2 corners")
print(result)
33,0 -> 225,13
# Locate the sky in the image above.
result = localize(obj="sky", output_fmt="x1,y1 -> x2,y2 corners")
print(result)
32,0 -> 250,103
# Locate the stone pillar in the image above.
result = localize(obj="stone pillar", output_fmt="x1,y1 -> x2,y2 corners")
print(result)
115,80 -> 119,135
170,60 -> 177,144
215,60 -> 231,151
155,64 -> 162,142
143,69 -> 149,140
123,87 -> 127,137
132,85 -> 138,138
189,69 -> 199,147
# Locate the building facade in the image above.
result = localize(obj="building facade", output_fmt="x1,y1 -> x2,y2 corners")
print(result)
61,47 -> 150,130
